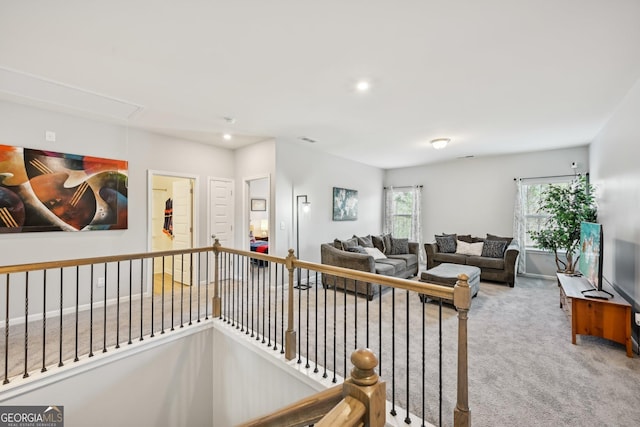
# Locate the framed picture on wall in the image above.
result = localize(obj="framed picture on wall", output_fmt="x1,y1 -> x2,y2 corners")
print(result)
251,198 -> 266,211
332,187 -> 358,221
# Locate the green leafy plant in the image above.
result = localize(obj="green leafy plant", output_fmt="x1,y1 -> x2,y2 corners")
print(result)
529,176 -> 597,273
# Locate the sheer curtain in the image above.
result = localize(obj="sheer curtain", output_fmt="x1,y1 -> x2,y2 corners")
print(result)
513,179 -> 525,274
383,186 -> 425,263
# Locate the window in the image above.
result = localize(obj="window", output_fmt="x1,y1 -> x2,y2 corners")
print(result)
388,190 -> 414,238
521,179 -> 570,249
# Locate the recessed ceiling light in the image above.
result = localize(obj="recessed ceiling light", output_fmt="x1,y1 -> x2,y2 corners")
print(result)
223,133 -> 232,140
430,138 -> 450,150
356,80 -> 370,92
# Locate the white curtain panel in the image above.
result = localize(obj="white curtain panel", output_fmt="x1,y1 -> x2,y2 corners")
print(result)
513,179 -> 525,274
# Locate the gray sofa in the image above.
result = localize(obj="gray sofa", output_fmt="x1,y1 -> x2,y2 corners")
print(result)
425,234 -> 520,287
320,234 -> 419,300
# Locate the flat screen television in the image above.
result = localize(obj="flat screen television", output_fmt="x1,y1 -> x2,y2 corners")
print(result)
578,221 -> 612,299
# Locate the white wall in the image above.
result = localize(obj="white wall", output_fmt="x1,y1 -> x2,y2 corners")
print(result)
385,146 -> 589,243
212,325 -> 322,426
590,76 -> 640,311
0,100 -> 235,265
234,139 -> 276,251
274,141 -> 385,263
0,327 -> 214,427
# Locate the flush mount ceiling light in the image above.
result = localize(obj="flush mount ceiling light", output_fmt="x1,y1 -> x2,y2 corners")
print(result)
355,80 -> 370,92
430,138 -> 450,150
223,133 -> 232,140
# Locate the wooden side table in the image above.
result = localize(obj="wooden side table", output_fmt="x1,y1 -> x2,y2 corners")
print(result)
557,273 -> 632,357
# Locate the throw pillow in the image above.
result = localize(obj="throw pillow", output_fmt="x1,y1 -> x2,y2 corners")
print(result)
382,233 -> 393,255
335,237 -> 358,251
481,239 -> 508,258
435,234 -> 457,253
346,245 -> 368,254
486,233 -> 513,246
455,240 -> 484,256
457,234 -> 474,243
391,238 -> 409,255
364,247 -> 387,260
371,235 -> 386,253
355,235 -> 374,248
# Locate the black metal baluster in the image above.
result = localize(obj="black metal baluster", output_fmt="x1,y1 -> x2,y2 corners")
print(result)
116,262 -> 121,349
232,254 -> 237,328
89,265 -> 94,357
59,268 -> 64,366
261,263 -> 266,344
74,266 -> 79,361
4,274 -> 9,383
161,256 -> 166,335
189,252 -> 193,325
179,253 -> 184,328
204,251 -> 209,320
390,287 -> 396,416
314,271 -> 318,374
366,284 -> 370,348
343,277 -> 347,379
322,274 -> 327,379
422,296 -> 426,427
305,269 -> 310,368
268,262 -> 272,347
245,257 -> 250,335
151,258 -> 155,338
297,268 -> 302,364
239,256 -> 244,331
23,271 -> 29,378
280,265 -> 284,355
42,270 -> 48,372
379,283 -> 382,375
197,252 -> 201,323
405,289 -> 411,424
171,254 -> 175,331
128,259 -> 133,345
140,259 -> 144,341
439,300 -> 443,427
354,280 -> 358,350
332,276 -> 337,383
103,263 -> 108,352
272,264 -> 278,351
251,261 -> 255,338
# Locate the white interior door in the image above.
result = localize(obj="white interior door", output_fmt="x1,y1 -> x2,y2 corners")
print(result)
173,179 -> 193,284
209,179 -> 234,247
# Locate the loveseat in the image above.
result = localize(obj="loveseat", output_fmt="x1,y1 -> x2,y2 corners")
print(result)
425,233 -> 520,287
321,234 -> 419,300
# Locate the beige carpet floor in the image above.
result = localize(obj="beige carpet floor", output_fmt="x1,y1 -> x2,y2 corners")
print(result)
285,275 -> 640,427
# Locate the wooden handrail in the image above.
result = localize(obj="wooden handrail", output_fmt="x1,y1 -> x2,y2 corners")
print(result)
0,246 -> 213,275
316,396 -> 365,427
236,384 -> 343,427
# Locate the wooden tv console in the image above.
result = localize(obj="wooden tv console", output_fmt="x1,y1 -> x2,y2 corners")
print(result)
557,273 -> 632,357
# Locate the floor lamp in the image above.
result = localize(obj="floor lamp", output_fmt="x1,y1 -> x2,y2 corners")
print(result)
295,195 -> 311,290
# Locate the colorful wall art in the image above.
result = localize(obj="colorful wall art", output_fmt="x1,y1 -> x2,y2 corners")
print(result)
0,144 -> 128,233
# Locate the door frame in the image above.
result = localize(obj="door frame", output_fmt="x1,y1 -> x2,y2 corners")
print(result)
147,170 -> 199,293
244,174 -> 271,251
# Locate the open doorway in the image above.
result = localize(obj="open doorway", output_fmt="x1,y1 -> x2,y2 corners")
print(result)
246,176 -> 270,261
149,171 -> 198,294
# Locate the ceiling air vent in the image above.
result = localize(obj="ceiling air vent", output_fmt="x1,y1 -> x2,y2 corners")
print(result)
299,137 -> 317,143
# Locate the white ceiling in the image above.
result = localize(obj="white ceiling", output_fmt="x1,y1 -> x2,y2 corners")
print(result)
1,1 -> 640,169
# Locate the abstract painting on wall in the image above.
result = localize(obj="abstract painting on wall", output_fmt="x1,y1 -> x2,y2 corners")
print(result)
0,144 -> 128,233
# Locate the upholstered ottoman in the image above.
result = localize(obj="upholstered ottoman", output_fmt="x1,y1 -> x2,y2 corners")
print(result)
419,263 -> 480,304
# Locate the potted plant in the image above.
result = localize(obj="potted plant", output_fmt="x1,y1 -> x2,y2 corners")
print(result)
529,175 -> 597,274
